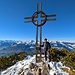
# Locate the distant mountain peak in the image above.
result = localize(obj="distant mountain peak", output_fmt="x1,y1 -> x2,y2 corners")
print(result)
0,40 -> 75,57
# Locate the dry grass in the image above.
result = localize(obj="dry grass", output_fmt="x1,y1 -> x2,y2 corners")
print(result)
62,68 -> 75,75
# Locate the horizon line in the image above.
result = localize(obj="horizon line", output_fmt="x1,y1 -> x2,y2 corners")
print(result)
0,39 -> 75,43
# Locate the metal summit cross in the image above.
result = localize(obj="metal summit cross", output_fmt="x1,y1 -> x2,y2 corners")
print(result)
24,2 -> 56,62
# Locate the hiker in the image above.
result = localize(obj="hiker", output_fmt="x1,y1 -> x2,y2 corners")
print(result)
41,38 -> 51,62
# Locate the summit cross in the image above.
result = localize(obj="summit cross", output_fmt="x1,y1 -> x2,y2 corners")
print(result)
24,2 -> 56,62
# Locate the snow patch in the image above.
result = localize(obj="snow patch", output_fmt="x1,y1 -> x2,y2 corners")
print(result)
1,55 -> 70,75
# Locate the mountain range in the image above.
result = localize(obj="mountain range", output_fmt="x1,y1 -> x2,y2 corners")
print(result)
0,40 -> 75,57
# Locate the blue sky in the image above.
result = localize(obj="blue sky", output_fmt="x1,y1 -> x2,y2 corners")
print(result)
0,0 -> 75,41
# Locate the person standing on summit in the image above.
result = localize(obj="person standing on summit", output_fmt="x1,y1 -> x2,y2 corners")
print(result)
41,38 -> 51,62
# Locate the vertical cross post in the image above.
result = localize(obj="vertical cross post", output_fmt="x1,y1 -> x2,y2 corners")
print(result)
40,2 -> 42,61
36,3 -> 38,62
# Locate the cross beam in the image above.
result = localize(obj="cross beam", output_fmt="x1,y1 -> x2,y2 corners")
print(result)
24,2 -> 56,62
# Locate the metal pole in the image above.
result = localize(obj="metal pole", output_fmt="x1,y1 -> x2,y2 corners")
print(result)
39,2 -> 42,61
40,2 -> 42,11
40,26 -> 42,61
36,21 -> 38,62
36,3 -> 38,12
36,3 -> 38,62
40,2 -> 42,17
40,2 -> 42,45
